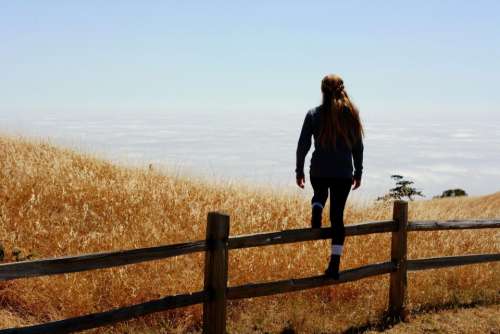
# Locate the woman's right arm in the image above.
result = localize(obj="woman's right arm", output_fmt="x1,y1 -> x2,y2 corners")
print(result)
352,136 -> 364,181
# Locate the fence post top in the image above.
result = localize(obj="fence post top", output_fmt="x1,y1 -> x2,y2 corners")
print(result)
207,211 -> 230,219
393,200 -> 409,209
207,212 -> 230,241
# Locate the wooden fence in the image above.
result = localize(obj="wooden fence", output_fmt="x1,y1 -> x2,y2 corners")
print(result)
0,200 -> 499,334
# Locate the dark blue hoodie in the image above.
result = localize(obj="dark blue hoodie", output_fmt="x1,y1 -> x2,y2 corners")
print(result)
295,105 -> 364,180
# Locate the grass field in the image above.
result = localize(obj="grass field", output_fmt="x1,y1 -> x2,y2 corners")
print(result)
0,134 -> 499,333
365,303 -> 500,334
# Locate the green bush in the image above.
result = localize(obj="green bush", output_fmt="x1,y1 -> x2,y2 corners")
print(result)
434,188 -> 468,198
377,174 -> 425,202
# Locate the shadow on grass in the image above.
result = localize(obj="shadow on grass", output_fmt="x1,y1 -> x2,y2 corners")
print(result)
341,299 -> 497,334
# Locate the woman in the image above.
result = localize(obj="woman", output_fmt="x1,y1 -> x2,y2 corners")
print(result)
295,74 -> 364,279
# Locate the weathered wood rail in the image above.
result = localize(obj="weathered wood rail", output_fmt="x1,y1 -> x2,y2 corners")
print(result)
0,201 -> 499,334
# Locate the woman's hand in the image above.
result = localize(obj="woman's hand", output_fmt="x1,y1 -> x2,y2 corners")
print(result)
296,176 -> 305,189
352,177 -> 361,190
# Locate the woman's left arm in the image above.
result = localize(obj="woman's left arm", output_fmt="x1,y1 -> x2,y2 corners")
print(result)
295,111 -> 313,181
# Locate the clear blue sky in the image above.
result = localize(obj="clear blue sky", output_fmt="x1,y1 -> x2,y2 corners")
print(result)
1,1 -> 499,121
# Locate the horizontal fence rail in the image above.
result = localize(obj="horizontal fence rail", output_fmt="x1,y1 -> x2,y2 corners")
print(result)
0,241 -> 207,282
227,261 -> 396,300
228,220 -> 395,250
408,219 -> 500,231
1,202 -> 499,334
0,291 -> 207,334
2,219 -> 498,282
407,253 -> 500,271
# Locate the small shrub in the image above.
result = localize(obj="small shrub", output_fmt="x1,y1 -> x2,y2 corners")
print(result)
434,188 -> 468,198
377,174 -> 425,202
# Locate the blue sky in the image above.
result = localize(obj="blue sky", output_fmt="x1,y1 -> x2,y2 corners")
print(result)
1,1 -> 499,121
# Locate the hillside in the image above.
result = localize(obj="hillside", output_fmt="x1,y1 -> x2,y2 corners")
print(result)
0,134 -> 499,333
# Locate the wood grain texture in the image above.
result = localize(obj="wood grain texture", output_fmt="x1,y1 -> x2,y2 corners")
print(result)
407,253 -> 500,271
0,241 -> 206,281
0,291 -> 207,334
228,220 -> 395,250
388,200 -> 409,319
203,212 -> 230,334
408,219 -> 500,231
227,261 -> 396,300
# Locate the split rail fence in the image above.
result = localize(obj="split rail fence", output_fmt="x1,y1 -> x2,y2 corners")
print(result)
0,200 -> 499,334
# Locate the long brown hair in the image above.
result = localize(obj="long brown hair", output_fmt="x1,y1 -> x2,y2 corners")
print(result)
318,74 -> 364,150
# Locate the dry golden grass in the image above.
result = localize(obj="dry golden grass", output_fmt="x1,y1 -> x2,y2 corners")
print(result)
365,304 -> 500,334
0,134 -> 499,333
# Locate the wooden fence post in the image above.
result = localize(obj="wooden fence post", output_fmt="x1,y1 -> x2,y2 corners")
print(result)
203,212 -> 230,334
388,200 -> 409,321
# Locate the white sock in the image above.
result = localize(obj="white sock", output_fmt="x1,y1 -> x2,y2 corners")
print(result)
312,202 -> 324,209
332,244 -> 343,255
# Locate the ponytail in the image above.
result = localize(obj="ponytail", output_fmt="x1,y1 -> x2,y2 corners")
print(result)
318,74 -> 364,150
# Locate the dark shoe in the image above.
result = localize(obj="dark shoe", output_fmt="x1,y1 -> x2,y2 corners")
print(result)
324,255 -> 340,279
311,205 -> 323,228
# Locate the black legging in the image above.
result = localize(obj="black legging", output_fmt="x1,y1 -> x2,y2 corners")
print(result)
310,176 -> 352,245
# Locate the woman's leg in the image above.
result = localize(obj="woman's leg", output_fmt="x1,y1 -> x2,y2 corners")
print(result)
310,175 -> 329,228
329,177 -> 352,250
325,177 -> 352,278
